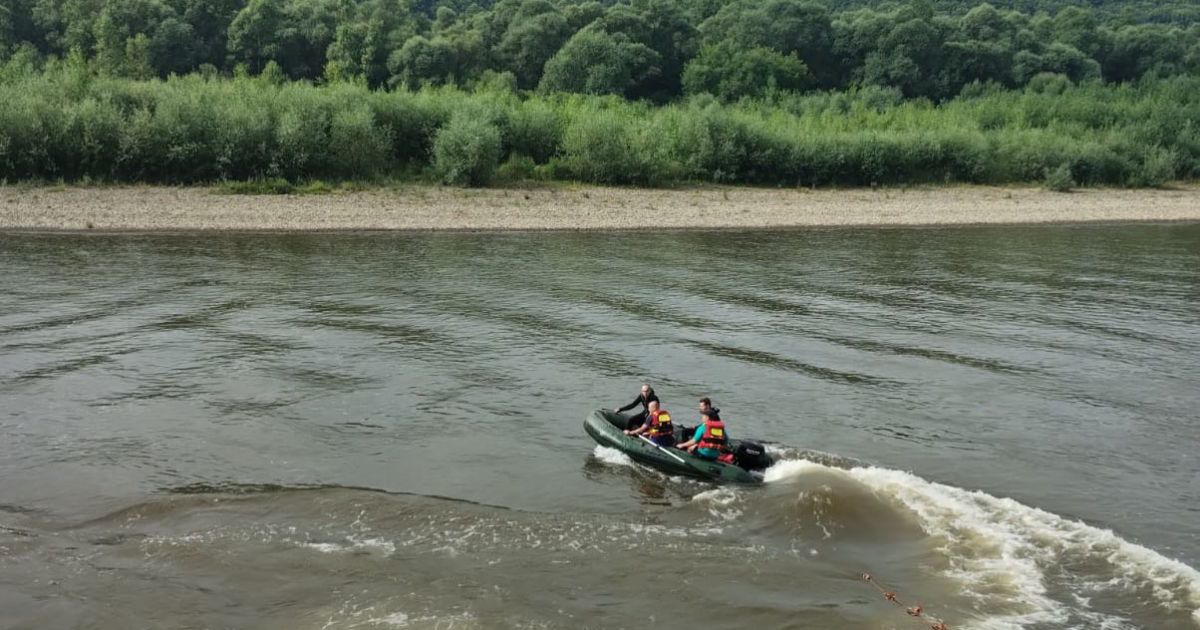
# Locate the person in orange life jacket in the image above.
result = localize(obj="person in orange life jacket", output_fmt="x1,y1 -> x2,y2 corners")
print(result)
614,384 -> 659,431
675,398 -> 731,461
624,400 -> 676,446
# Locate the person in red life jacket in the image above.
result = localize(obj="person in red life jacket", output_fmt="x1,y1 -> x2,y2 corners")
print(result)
624,400 -> 676,446
675,398 -> 733,462
614,384 -> 659,431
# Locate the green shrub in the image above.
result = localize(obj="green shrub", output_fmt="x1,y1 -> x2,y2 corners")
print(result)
274,92 -> 331,180
1027,72 -> 1073,95
496,154 -> 538,181
1043,163 -> 1075,192
1131,147 -> 1177,188
432,114 -> 502,186
506,100 -> 562,163
560,107 -> 676,185
329,103 -> 391,178
2,69 -> 1199,188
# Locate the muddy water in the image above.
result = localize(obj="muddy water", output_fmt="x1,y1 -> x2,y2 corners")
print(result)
1,225 -> 1198,629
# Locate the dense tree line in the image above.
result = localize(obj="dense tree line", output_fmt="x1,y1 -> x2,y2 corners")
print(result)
1,0 -> 1197,101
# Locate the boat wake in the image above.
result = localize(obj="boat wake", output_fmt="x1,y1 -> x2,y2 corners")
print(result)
748,456 -> 1200,629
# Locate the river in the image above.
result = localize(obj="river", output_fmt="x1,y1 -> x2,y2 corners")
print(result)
1,225 -> 1198,629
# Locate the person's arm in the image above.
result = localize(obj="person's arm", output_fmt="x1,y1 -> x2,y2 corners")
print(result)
615,395 -> 640,413
625,423 -> 648,436
676,426 -> 704,450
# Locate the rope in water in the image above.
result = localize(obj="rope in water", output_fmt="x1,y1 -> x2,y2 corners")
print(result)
862,573 -> 950,630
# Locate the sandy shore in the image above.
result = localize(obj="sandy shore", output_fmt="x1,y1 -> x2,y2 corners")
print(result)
2,184 -> 1199,231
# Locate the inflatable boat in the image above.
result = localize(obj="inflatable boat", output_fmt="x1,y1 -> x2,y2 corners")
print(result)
583,408 -> 772,483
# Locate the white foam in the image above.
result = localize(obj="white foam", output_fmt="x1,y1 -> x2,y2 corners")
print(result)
760,457 -> 1200,627
824,462 -> 1200,628
367,612 -> 410,626
303,542 -> 346,554
762,458 -> 829,483
301,536 -> 396,556
691,487 -> 743,521
592,445 -> 636,468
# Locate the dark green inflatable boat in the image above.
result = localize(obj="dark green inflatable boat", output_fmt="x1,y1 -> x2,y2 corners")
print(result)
583,409 -> 772,484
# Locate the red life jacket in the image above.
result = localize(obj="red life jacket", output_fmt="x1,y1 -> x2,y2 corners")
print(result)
647,410 -> 673,438
698,418 -> 728,451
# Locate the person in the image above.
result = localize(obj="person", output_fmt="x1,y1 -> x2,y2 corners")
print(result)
625,400 -> 675,446
615,384 -> 659,431
675,398 -> 731,462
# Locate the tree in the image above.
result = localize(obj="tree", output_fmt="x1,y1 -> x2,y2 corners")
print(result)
31,0 -> 105,54
682,40 -> 808,101
589,0 -> 697,100
495,0 -> 572,89
389,34 -> 455,87
699,0 -> 835,88
863,16 -> 949,97
175,0 -> 242,70
91,0 -> 185,77
227,0 -> 336,78
1101,24 -> 1187,83
862,49 -> 922,95
1186,40 -> 1200,74
226,0 -> 289,74
0,4 -> 14,57
943,39 -> 1012,89
151,16 -> 197,75
325,0 -> 420,88
1051,6 -> 1101,57
539,28 -> 661,96
123,31 -> 153,78
1013,43 -> 1099,84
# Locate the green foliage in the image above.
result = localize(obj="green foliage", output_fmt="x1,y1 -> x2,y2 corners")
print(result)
559,103 -> 683,185
1026,72 -> 1072,95
1,0 -> 1199,101
700,0 -> 835,86
1131,147 -> 1177,188
216,178 -> 339,194
1,65 -> 1199,189
329,101 -> 391,178
432,112 -> 502,186
495,153 -> 538,181
506,99 -> 561,163
539,28 -> 661,97
682,41 -> 809,101
1043,162 -> 1075,192
495,0 -> 572,89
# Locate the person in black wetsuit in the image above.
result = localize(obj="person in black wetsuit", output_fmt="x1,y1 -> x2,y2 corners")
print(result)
614,384 -> 659,431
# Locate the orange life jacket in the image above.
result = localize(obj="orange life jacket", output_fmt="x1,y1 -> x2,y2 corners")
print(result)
698,418 -> 728,451
647,409 -> 673,439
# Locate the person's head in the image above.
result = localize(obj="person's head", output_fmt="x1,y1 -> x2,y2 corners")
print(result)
701,408 -> 720,422
647,400 -> 660,413
698,397 -> 712,412
641,384 -> 652,397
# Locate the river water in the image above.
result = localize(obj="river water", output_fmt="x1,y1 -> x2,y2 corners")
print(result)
1,225 -> 1198,630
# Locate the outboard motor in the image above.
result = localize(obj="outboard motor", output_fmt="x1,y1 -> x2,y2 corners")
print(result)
734,442 -> 770,471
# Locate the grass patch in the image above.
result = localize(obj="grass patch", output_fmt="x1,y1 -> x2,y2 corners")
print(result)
213,178 -> 378,195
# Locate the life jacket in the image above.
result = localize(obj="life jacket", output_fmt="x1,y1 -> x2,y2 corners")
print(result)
698,418 -> 728,451
647,409 -> 673,438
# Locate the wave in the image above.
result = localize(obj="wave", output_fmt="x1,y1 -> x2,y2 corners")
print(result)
762,457 -> 1200,628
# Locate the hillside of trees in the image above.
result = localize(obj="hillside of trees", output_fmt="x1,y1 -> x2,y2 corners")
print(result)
1,0 -> 1198,188
3,0 -> 1198,100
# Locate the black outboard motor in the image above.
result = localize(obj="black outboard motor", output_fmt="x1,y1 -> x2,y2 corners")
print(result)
734,442 -> 770,471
